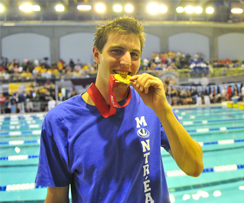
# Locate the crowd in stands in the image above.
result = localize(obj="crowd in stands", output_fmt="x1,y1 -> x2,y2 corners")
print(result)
142,52 -> 243,70
0,82 -> 77,114
164,79 -> 244,106
0,52 -> 243,82
0,53 -> 244,114
0,57 -> 98,81
142,52 -> 244,78
0,79 -> 243,114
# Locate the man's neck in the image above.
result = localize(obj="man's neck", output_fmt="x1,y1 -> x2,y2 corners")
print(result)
82,82 -> 130,106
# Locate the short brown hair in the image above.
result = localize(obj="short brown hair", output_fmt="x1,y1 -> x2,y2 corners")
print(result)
94,16 -> 146,53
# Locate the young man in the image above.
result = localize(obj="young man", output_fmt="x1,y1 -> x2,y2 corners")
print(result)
36,16 -> 204,203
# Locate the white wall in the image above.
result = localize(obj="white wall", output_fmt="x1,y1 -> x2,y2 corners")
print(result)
3,31 -> 243,64
2,33 -> 50,63
142,33 -> 160,60
59,33 -> 94,65
60,32 -> 160,63
169,32 -> 210,61
218,33 -> 244,61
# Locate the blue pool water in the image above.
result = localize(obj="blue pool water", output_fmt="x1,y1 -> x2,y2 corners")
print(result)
0,106 -> 243,202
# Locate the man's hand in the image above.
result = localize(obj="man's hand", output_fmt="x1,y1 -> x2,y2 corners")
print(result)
130,73 -> 169,112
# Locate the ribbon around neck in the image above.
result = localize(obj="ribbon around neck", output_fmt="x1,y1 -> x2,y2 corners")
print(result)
87,75 -> 131,118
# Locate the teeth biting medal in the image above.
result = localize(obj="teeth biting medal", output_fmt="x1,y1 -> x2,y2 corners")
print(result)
114,74 -> 132,84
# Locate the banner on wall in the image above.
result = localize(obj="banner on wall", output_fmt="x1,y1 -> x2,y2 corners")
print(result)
8,82 -> 34,95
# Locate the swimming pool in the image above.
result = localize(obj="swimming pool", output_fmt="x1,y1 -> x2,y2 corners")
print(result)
0,106 -> 243,202
163,106 -> 244,203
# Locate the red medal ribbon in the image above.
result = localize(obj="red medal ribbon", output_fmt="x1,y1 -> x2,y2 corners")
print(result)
87,75 -> 131,118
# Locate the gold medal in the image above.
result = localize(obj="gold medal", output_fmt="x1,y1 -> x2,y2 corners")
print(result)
114,74 -> 132,84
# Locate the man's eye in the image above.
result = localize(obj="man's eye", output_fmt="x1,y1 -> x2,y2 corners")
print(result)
112,50 -> 122,54
131,52 -> 139,58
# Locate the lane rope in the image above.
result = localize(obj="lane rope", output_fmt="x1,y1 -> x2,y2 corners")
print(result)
0,164 -> 244,191
182,118 -> 244,125
1,138 -> 244,147
2,126 -> 244,137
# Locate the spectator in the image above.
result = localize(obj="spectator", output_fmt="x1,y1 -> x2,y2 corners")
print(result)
57,59 -> 65,72
175,52 -> 181,68
226,85 -> 232,101
191,87 -> 198,104
209,87 -> 216,104
0,93 -> 6,114
73,68 -> 82,77
170,87 -> 178,106
74,60 -> 82,71
25,91 -> 34,112
0,69 -> 10,80
203,87 -> 210,105
154,53 -> 161,64
241,84 -> 244,101
69,59 -> 75,70
233,84 -> 239,96
10,94 -> 17,113
21,69 -> 33,79
185,53 -> 191,65
142,58 -> 149,69
4,96 -> 11,113
44,90 -> 52,111
168,62 -> 176,71
41,65 -> 50,78
186,89 -> 193,104
16,92 -> 25,113
48,97 -> 56,111
33,90 -> 41,112
221,86 -> 226,101
66,69 -> 73,77
196,87 -> 202,105
60,69 -> 67,78
179,89 -> 187,105
48,63 -> 59,78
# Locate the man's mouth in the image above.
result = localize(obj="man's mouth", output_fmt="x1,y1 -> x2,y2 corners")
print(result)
113,70 -> 131,78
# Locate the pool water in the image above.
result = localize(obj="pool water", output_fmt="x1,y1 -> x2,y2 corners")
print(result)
0,106 -> 243,202
164,106 -> 244,203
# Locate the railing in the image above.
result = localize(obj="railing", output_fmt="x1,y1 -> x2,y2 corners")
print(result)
0,73 -> 97,84
0,67 -> 243,84
178,67 -> 244,78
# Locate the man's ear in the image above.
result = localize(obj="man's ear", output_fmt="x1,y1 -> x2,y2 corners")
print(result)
92,46 -> 100,65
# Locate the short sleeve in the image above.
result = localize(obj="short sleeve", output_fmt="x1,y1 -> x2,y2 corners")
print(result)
35,115 -> 71,187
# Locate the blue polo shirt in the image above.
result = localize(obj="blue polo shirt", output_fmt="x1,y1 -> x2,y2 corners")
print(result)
36,87 -> 172,203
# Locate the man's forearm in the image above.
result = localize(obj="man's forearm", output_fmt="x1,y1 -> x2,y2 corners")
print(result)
156,105 -> 204,177
45,186 -> 69,203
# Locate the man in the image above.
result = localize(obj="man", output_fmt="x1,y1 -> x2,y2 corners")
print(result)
0,93 -> 6,114
25,91 -> 34,112
242,83 -> 244,101
36,16 -> 203,203
16,91 -> 26,113
47,96 -> 56,111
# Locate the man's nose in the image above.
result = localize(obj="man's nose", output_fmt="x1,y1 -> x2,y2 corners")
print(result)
120,52 -> 131,67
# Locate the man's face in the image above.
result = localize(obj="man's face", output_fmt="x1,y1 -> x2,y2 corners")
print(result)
93,32 -> 141,89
